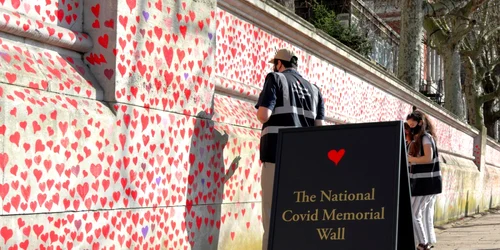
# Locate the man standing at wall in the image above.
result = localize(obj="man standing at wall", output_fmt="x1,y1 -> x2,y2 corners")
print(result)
255,48 -> 326,250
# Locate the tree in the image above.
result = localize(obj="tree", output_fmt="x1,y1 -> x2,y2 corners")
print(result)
460,0 -> 500,134
309,1 -> 372,56
374,0 -> 480,118
370,0 -> 500,132
481,40 -> 500,139
423,0 -> 489,120
481,4 -> 500,140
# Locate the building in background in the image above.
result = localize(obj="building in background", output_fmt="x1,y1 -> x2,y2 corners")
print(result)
295,0 -> 444,105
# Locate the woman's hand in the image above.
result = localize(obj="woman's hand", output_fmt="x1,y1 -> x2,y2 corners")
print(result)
408,144 -> 433,165
408,156 -> 415,164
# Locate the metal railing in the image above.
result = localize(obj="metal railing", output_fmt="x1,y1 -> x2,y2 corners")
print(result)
295,0 -> 400,74
349,0 -> 400,74
420,79 -> 444,106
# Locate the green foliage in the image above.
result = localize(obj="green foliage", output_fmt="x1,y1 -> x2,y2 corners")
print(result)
310,1 -> 372,57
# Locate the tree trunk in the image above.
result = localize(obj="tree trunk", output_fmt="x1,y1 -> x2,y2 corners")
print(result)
484,100 -> 499,140
462,57 -> 483,129
398,0 -> 424,90
275,0 -> 295,12
498,123 -> 500,143
485,121 -> 498,139
442,46 -> 466,119
483,74 -> 500,139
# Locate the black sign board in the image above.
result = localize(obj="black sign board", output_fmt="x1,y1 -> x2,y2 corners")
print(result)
268,121 -> 415,250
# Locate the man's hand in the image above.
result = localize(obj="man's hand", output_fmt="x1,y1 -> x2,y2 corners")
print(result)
314,120 -> 324,126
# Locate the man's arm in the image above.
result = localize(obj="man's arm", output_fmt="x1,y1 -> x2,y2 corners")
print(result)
255,74 -> 278,124
315,88 -> 325,126
257,107 -> 273,124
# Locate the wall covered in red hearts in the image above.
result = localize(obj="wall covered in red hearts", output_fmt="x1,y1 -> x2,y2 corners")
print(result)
214,8 -> 478,157
0,0 -> 499,249
0,0 -> 82,31
1,0 -> 262,249
213,5 -> 500,226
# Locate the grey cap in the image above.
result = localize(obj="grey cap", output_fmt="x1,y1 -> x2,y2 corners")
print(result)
268,48 -> 296,63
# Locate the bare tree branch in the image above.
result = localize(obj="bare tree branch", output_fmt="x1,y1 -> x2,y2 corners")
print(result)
423,0 -> 469,18
459,0 -> 490,15
480,74 -> 500,103
461,36 -> 483,58
488,57 -> 500,71
480,0 -> 490,30
450,19 -> 477,44
480,89 -> 500,103
423,17 -> 450,47
427,41 -> 439,50
448,0 -> 490,45
483,26 -> 500,42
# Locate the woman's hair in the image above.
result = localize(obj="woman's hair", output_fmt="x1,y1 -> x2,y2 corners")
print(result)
404,122 -> 412,143
403,122 -> 410,131
407,110 -> 437,157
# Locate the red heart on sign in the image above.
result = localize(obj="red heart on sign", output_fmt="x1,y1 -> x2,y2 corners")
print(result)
327,149 -> 345,166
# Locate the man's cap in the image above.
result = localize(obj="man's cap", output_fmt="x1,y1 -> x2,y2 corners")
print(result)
268,48 -> 296,63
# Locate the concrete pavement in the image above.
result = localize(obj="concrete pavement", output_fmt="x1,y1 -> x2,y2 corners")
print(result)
432,208 -> 500,250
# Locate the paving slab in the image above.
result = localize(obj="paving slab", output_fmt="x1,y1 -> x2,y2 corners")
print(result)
433,208 -> 500,250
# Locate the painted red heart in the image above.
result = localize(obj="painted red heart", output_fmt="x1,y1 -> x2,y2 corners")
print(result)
98,34 -> 109,48
11,0 -> 20,9
327,149 -> 345,166
126,0 -> 136,12
1,226 -> 13,244
0,152 -> 9,172
91,4 -> 100,18
104,69 -> 114,80
5,73 -> 17,84
0,183 -> 9,200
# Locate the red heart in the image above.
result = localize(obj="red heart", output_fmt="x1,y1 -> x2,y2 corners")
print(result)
98,34 -> 109,48
90,163 -> 102,178
0,226 -> 13,244
104,19 -> 114,29
179,25 -> 187,38
9,132 -> 20,146
0,153 -> 9,172
5,73 -> 17,84
104,69 -> 114,80
0,183 -> 9,200
92,19 -> 100,28
327,149 -> 345,166
91,4 -> 100,17
126,0 -> 136,12
11,0 -> 20,9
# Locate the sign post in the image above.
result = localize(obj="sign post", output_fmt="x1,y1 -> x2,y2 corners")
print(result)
267,121 -> 415,250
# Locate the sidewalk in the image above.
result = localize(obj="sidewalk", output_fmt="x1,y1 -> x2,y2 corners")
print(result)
432,208 -> 500,250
